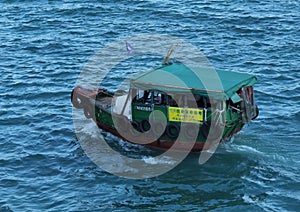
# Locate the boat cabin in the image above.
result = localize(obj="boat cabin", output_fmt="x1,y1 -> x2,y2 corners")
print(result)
127,63 -> 257,124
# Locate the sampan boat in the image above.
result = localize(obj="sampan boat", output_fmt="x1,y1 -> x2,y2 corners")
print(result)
71,63 -> 259,152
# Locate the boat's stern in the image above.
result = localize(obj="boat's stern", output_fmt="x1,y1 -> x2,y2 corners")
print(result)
239,86 -> 259,122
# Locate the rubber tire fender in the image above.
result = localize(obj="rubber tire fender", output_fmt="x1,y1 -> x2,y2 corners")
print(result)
166,124 -> 180,139
151,121 -> 166,137
139,119 -> 151,132
201,121 -> 222,140
183,123 -> 199,140
129,121 -> 140,136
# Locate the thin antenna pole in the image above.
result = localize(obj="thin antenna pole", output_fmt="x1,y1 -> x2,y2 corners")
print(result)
162,43 -> 180,65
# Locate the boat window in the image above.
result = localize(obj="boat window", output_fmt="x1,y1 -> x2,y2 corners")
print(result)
132,90 -> 168,105
178,95 -> 186,107
133,90 -> 143,102
187,94 -> 203,108
153,91 -> 166,105
167,94 -> 205,108
210,99 -> 219,108
144,90 -> 152,104
204,97 -> 211,108
167,95 -> 178,107
133,90 -> 152,104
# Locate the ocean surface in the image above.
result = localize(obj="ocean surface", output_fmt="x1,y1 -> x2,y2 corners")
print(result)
1,0 -> 299,211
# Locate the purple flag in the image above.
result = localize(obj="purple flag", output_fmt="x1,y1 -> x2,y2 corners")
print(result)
125,41 -> 133,55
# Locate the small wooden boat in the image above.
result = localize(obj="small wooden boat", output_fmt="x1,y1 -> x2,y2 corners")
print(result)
71,63 -> 259,152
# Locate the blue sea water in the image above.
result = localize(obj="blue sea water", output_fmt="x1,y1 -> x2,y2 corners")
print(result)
1,0 -> 299,211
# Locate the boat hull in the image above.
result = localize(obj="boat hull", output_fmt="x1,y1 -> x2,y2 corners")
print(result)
71,86 -> 251,152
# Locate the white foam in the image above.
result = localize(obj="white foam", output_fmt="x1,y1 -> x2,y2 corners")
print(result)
142,156 -> 176,165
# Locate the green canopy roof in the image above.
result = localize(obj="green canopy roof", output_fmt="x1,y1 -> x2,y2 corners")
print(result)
130,63 -> 257,100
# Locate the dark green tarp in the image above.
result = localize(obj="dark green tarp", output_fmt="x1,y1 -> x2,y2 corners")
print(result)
130,64 -> 257,100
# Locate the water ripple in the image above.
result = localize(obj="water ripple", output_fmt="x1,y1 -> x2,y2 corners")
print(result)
0,0 -> 299,211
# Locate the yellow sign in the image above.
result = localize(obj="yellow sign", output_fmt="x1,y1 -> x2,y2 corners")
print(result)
168,107 -> 203,123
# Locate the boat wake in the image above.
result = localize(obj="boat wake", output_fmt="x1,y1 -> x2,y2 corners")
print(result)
141,156 -> 177,165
